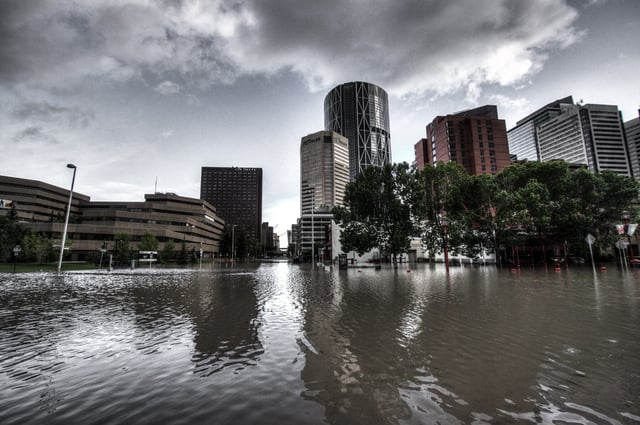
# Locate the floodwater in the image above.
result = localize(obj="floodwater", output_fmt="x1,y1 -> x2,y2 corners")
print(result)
1,263 -> 639,424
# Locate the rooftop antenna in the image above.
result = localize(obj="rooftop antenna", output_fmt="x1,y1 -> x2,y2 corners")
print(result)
154,176 -> 158,194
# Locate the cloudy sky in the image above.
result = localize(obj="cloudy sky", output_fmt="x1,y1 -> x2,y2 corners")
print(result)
1,0 -> 639,236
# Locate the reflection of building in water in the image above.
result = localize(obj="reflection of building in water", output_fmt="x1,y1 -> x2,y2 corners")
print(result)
296,271 -> 554,422
129,272 -> 263,377
297,272 -> 413,423
187,274 -> 263,375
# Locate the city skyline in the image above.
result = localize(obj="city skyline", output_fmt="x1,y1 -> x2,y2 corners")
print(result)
1,0 -> 639,234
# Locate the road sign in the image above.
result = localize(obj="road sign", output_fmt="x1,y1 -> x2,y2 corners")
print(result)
585,233 -> 596,246
616,239 -> 629,249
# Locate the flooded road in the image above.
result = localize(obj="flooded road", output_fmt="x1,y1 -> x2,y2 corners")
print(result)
1,263 -> 639,424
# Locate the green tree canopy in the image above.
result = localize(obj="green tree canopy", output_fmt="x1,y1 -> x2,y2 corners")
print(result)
138,232 -> 159,252
160,239 -> 176,263
114,233 -> 131,265
417,161 -> 468,259
333,162 -> 422,263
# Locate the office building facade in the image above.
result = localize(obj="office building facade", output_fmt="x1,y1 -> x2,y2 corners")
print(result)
324,81 -> 391,180
537,104 -> 631,176
300,131 -> 350,214
536,105 -> 589,165
625,110 -> 640,180
507,96 -> 574,162
298,131 -> 350,257
200,167 -> 263,242
0,175 -> 225,260
416,105 -> 510,175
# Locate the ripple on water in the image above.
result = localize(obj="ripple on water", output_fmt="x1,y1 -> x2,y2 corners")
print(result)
1,265 -> 639,424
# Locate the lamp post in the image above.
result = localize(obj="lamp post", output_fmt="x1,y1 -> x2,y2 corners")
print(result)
622,212 -> 635,265
57,164 -> 76,273
307,189 -> 315,269
231,224 -> 237,263
13,245 -> 21,273
440,209 -> 450,273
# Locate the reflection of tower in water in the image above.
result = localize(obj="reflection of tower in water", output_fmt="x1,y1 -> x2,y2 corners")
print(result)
297,271 -> 414,423
129,272 -> 263,377
187,273 -> 263,376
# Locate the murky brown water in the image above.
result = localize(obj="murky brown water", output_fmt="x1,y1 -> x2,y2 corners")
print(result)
1,263 -> 639,424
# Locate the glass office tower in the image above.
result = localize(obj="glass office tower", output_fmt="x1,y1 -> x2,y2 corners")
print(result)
324,81 -> 391,181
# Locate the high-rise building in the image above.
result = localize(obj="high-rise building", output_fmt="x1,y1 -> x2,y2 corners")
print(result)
200,167 -> 263,241
507,96 -> 574,162
297,131 -> 350,257
324,81 -> 391,181
625,110 -> 640,180
300,131 -> 350,213
414,138 -> 428,170
537,104 -> 631,176
415,105 -> 510,175
536,105 -> 589,166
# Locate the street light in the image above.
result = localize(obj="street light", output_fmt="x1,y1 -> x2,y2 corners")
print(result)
440,209 -> 450,273
231,224 -> 237,263
57,164 -> 77,273
307,189 -> 315,269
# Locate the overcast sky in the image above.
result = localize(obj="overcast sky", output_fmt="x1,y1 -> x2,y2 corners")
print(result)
1,0 -> 639,236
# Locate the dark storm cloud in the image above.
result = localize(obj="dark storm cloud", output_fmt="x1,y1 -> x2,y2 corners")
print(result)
11,102 -> 94,128
0,0 -> 46,81
0,0 -> 104,83
0,0 -> 582,97
13,126 -> 60,145
236,0 -> 583,96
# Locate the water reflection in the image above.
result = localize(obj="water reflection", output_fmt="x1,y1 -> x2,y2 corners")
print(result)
0,265 -> 639,424
295,266 -> 640,424
127,270 -> 264,376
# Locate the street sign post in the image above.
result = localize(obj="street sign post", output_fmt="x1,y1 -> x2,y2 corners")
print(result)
13,245 -> 21,273
585,234 -> 596,273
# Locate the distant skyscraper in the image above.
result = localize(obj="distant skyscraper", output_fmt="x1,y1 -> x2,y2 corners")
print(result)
507,96 -> 574,162
298,131 -> 350,256
200,167 -> 263,241
537,104 -> 631,176
625,110 -> 640,180
414,138 -> 428,170
324,81 -> 391,181
416,105 -> 510,175
300,130 -> 350,213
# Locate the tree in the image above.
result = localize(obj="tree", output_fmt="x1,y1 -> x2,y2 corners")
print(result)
417,161 -> 468,261
0,207 -> 25,262
333,162 -> 422,264
114,233 -> 131,265
21,231 -> 54,263
138,232 -> 159,252
160,239 -> 176,263
487,161 -> 639,264
555,168 -> 639,257
176,239 -> 189,265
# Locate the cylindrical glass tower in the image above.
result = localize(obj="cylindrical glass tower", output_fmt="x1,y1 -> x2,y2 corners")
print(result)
324,81 -> 391,181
